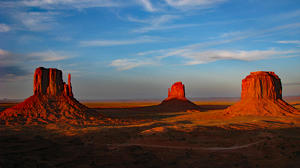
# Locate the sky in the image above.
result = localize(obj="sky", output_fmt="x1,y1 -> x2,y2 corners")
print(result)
0,0 -> 300,100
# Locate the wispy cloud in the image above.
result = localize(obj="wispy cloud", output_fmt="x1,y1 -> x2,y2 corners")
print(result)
80,36 -> 162,46
0,23 -> 10,32
0,49 -> 28,81
180,49 -> 298,65
277,40 -> 300,44
129,14 -> 196,33
0,49 -> 73,81
138,0 -> 158,12
13,11 -> 59,31
165,0 -> 226,10
109,59 -> 156,70
138,44 -> 299,66
28,51 -> 72,61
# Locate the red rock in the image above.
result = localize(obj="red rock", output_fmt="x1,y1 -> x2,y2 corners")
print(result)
68,74 -> 73,97
33,67 -> 72,96
166,82 -> 186,100
241,71 -> 282,100
155,82 -> 201,112
224,71 -> 299,116
1,67 -> 105,125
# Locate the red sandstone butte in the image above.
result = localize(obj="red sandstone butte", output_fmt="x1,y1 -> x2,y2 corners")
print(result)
166,82 -> 187,100
224,71 -> 299,116
0,67 -> 104,125
157,82 -> 201,112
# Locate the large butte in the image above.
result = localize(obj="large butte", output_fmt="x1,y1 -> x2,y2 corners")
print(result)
0,67 -> 104,125
223,71 -> 299,116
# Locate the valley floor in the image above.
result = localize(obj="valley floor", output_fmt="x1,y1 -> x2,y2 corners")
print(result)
1,101 -> 300,167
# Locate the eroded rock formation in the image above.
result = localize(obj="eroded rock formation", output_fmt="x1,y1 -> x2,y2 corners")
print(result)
0,67 -> 104,125
156,82 -> 201,112
33,67 -> 73,97
241,71 -> 282,100
167,82 -> 186,100
224,71 -> 299,116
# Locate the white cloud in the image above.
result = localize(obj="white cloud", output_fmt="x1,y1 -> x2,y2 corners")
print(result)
110,59 -> 155,70
0,49 -> 72,63
139,0 -> 157,12
80,36 -> 161,46
277,40 -> 300,44
14,11 -> 59,31
27,50 -> 73,61
129,14 -> 196,33
165,0 -> 226,10
0,48 -> 73,81
0,23 -> 10,32
180,49 -> 297,65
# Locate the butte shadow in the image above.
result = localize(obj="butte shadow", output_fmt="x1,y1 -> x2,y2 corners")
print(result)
138,82 -> 202,112
0,67 -> 105,125
223,71 -> 300,117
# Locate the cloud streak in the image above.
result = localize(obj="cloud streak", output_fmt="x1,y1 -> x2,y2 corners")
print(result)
180,49 -> 298,65
80,36 -> 160,47
165,0 -> 226,10
13,11 -> 60,31
109,59 -> 155,70
0,49 -> 73,81
129,14 -> 196,33
0,23 -> 10,32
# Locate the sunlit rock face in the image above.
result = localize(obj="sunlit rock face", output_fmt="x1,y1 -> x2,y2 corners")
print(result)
166,82 -> 186,100
157,81 -> 201,112
241,71 -> 282,100
33,67 -> 73,97
0,67 -> 103,125
224,71 -> 299,116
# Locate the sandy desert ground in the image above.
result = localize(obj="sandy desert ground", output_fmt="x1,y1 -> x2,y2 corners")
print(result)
1,100 -> 300,168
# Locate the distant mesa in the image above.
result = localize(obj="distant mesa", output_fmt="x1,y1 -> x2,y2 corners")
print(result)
224,71 -> 299,116
0,67 -> 104,125
156,82 -> 201,112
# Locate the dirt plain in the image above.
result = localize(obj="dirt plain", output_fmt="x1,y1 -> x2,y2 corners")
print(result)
1,100 -> 300,168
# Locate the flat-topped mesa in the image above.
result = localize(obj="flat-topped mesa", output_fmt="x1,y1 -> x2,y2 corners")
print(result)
241,71 -> 282,100
166,81 -> 187,100
223,71 -> 299,117
33,67 -> 73,97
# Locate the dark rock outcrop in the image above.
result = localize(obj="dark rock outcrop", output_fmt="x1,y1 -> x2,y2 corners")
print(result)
224,71 -> 299,116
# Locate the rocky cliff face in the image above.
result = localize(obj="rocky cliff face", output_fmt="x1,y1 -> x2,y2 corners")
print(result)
33,67 -> 73,97
0,67 -> 104,125
166,82 -> 186,100
241,71 -> 282,100
224,71 -> 299,116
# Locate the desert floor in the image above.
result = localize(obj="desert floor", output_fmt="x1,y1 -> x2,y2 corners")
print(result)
1,100 -> 300,168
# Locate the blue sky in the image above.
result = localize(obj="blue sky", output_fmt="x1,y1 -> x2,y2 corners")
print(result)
0,0 -> 300,100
